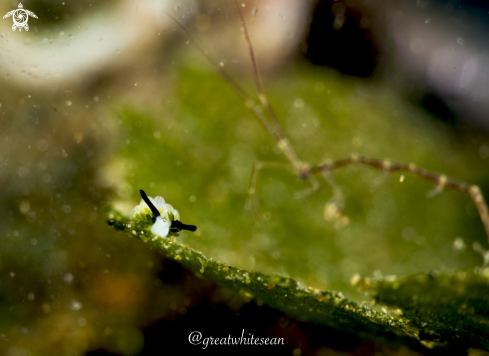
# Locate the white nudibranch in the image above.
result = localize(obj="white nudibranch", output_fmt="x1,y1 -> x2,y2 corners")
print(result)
130,195 -> 181,226
130,189 -> 197,238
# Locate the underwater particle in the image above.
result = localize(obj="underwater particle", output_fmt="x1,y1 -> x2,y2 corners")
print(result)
293,98 -> 304,109
453,237 -> 465,251
350,273 -> 361,286
63,273 -> 74,283
19,200 -> 30,214
70,300 -> 82,311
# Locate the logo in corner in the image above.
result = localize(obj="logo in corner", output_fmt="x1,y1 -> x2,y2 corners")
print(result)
3,3 -> 38,32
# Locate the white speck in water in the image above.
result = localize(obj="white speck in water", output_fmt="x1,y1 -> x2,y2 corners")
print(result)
293,98 -> 304,109
66,101 -> 72,106
135,82 -> 138,86
63,273 -> 74,283
453,237 -> 465,250
70,300 -> 82,311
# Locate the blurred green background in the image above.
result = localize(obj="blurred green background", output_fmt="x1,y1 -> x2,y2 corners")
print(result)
1,0 -> 489,354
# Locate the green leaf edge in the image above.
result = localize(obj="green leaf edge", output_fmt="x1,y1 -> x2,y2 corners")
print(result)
367,269 -> 489,349
107,209 -> 430,349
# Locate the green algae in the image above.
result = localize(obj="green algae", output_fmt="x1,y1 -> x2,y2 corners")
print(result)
105,48 -> 489,352
109,56 -> 489,302
365,269 -> 489,349
109,210 -> 489,350
107,210 -> 424,348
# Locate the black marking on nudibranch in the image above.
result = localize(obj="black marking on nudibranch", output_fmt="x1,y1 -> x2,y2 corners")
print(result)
139,189 -> 197,233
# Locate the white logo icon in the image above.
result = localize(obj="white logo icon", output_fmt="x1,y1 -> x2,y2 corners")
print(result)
3,3 -> 38,32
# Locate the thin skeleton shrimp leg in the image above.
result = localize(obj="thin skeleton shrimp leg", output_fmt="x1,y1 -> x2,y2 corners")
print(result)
167,3 -> 489,242
232,2 -> 309,174
232,0 -> 489,241
294,175 -> 320,202
166,5 -> 307,177
308,156 -> 489,242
